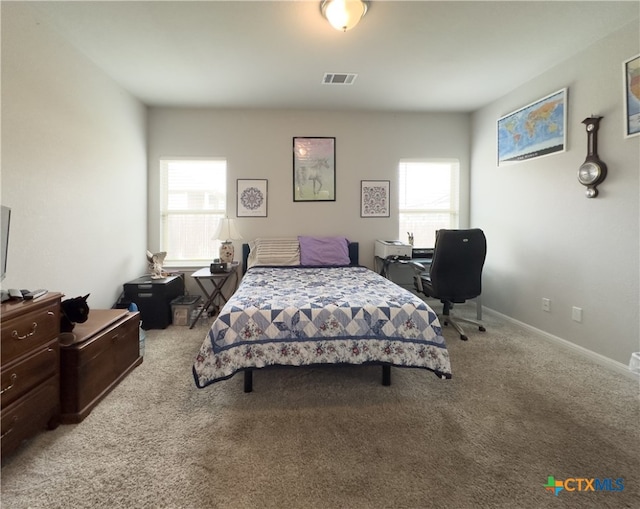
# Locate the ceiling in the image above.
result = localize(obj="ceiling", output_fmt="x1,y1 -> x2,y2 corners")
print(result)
23,0 -> 640,113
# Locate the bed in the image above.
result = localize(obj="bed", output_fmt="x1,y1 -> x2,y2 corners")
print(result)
193,236 -> 451,392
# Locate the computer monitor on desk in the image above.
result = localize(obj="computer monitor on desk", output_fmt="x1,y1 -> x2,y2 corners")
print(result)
411,247 -> 433,268
412,247 -> 433,258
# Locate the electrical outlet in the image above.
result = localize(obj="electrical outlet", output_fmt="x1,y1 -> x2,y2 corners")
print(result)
572,306 -> 583,322
542,298 -> 551,312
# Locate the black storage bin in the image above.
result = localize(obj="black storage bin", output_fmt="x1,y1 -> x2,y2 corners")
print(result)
123,275 -> 184,329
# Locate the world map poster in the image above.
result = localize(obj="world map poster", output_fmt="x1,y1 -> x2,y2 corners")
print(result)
624,55 -> 640,137
497,89 -> 567,166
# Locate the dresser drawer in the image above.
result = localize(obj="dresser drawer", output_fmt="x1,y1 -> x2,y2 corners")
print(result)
1,298 -> 60,365
1,339 -> 59,409
1,376 -> 59,458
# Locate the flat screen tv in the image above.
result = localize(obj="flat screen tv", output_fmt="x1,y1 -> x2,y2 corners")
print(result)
1,205 -> 10,281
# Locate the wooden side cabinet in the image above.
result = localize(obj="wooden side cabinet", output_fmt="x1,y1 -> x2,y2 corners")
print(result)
1,292 -> 62,461
60,309 -> 142,424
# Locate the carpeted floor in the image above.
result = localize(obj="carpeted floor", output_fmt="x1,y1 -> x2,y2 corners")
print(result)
1,303 -> 638,509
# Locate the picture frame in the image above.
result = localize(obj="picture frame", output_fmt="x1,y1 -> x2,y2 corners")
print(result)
360,180 -> 390,217
623,54 -> 640,138
497,88 -> 567,166
293,137 -> 336,201
237,179 -> 268,217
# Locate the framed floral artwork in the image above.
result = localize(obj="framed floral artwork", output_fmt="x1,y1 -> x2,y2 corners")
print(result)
361,180 -> 390,217
237,179 -> 267,217
293,137 -> 336,201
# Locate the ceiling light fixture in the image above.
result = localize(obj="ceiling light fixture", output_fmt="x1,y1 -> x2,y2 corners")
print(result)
320,0 -> 369,32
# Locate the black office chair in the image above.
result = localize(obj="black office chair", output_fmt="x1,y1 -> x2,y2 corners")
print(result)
413,229 -> 487,341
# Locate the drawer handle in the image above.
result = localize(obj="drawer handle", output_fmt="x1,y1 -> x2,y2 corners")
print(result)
0,373 -> 17,395
1,416 -> 18,439
12,322 -> 38,340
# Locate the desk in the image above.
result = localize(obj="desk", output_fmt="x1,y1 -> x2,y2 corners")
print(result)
375,255 -> 482,320
190,263 -> 239,329
375,255 -> 432,279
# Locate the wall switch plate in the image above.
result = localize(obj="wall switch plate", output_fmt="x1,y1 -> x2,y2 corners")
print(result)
542,298 -> 551,312
572,306 -> 583,322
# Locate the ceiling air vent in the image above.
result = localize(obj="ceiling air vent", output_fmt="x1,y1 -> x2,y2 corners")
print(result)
322,73 -> 358,85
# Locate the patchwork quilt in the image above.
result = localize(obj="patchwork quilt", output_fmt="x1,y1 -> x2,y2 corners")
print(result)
193,266 -> 451,388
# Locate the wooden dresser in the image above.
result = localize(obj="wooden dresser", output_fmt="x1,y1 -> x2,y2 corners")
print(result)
60,309 -> 142,423
1,292 -> 62,461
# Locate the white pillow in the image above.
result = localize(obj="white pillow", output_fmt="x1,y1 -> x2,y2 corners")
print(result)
247,237 -> 300,269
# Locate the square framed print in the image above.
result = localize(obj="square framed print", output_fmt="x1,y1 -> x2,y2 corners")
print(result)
361,180 -> 390,217
293,137 -> 336,201
624,54 -> 640,138
497,88 -> 567,166
237,179 -> 267,217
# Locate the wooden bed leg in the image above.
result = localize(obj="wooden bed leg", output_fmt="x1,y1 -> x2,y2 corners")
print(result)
244,370 -> 253,393
382,365 -> 391,386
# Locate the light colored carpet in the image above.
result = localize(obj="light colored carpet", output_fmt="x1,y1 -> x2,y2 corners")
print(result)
1,303 -> 638,509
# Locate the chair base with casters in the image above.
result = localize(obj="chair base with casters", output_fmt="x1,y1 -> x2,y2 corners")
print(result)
439,300 -> 486,341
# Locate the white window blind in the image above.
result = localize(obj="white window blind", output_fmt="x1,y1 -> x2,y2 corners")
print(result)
398,160 -> 460,248
160,159 -> 227,265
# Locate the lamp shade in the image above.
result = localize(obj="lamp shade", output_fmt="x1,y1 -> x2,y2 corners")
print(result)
213,218 -> 242,264
213,217 -> 242,242
321,0 -> 368,32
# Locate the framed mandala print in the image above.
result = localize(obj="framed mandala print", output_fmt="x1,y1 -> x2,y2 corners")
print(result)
237,179 -> 267,217
361,180 -> 390,218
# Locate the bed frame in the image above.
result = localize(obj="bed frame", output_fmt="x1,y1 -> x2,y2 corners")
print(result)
239,241 -> 391,392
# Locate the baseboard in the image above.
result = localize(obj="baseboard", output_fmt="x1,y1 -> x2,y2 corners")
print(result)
483,307 -> 638,380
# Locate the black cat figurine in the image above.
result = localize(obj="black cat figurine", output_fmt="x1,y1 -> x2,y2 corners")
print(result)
60,294 -> 90,333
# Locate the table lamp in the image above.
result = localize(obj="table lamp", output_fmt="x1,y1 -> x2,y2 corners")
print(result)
213,217 -> 242,264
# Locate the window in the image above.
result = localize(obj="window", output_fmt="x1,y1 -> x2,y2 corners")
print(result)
160,159 -> 226,265
398,160 -> 459,248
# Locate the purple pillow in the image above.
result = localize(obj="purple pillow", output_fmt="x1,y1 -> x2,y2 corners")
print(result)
299,236 -> 350,266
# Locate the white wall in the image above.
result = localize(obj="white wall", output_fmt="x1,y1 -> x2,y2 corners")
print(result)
471,21 -> 640,365
1,3 -> 148,309
147,108 -> 470,272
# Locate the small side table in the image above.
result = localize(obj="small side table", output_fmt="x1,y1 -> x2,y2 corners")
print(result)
190,262 -> 239,328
